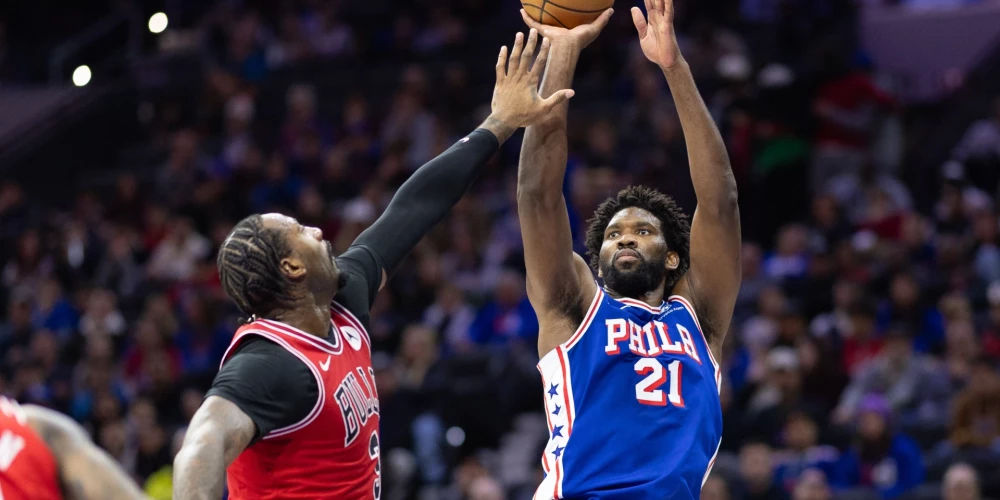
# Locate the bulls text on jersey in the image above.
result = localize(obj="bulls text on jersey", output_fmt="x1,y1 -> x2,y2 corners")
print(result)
334,366 -> 380,446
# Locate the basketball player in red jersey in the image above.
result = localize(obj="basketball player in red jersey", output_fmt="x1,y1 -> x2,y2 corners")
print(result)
0,397 -> 146,499
172,32 -> 574,500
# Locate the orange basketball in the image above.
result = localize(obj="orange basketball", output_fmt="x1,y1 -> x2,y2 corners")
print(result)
521,0 -> 614,29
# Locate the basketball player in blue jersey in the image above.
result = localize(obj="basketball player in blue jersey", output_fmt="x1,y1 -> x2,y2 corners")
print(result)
517,0 -> 741,498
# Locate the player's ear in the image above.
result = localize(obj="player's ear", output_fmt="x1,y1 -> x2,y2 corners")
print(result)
665,251 -> 679,271
280,256 -> 307,281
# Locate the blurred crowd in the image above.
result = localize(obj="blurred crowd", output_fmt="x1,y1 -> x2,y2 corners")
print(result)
3,0 -> 1000,500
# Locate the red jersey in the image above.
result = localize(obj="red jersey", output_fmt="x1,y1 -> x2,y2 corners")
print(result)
0,397 -> 62,500
221,301 -> 381,500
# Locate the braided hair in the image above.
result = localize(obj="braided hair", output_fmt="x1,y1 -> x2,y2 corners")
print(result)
584,185 -> 691,291
217,215 -> 297,320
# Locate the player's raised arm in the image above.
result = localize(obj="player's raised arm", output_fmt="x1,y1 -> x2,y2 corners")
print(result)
23,405 -> 148,500
634,0 -> 741,346
173,396 -> 256,500
516,12 -> 611,355
349,31 -> 573,291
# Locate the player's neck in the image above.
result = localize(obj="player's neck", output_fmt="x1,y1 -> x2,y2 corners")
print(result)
269,302 -> 332,339
603,287 -> 665,308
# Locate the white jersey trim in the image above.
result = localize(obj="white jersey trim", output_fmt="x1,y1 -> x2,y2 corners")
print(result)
702,438 -> 722,487
667,295 -> 721,392
256,318 -> 343,355
220,329 -> 326,440
563,288 -> 604,351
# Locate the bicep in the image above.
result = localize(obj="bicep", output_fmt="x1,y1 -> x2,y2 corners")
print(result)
518,197 -> 594,314
186,396 -> 256,466
682,206 -> 742,341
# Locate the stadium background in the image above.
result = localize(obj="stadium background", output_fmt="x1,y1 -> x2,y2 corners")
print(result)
2,0 -> 1000,499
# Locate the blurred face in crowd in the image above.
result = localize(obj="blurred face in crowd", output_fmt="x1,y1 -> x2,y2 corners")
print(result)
496,272 -> 526,308
786,413 -> 819,451
739,443 -> 774,489
262,213 -> 341,297
701,476 -> 730,500
401,326 -> 437,366
943,464 -> 981,500
776,225 -> 808,256
858,411 -> 887,442
849,310 -> 875,339
812,195 -> 840,228
793,469 -> 832,500
946,321 -> 978,360
758,286 -> 787,318
833,281 -> 859,310
890,274 -> 920,309
598,208 -> 678,299
883,334 -> 913,368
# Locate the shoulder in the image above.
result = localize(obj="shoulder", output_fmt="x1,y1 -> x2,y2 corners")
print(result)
23,405 -> 88,450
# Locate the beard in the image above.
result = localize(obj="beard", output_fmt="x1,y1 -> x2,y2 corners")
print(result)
600,251 -> 667,299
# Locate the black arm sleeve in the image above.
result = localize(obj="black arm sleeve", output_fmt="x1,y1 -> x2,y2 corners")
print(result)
205,336 -> 318,443
351,128 -> 499,274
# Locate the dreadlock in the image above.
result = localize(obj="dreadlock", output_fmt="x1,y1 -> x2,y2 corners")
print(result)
584,185 -> 691,291
217,215 -> 297,320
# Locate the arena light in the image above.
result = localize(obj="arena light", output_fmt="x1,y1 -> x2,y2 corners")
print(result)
72,65 -> 92,87
148,12 -> 168,34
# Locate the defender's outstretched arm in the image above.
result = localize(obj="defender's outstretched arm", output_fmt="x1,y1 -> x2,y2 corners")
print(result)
634,0 -> 741,346
353,32 -> 572,291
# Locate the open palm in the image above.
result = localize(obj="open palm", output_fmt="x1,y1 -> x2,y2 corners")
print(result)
632,0 -> 681,69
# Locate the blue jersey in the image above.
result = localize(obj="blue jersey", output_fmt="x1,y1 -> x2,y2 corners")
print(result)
535,288 -> 722,500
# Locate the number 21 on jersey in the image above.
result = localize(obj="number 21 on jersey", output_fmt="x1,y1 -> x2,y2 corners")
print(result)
605,318 -> 698,408
634,358 -> 683,407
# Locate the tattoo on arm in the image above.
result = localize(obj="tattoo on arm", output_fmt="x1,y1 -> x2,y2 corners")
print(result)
478,115 -> 517,144
173,396 -> 256,500
24,405 -> 147,500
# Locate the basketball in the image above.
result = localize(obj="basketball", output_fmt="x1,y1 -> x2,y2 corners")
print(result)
520,0 -> 614,29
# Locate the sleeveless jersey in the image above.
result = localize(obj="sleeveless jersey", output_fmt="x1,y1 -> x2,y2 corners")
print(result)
0,397 -> 62,500
221,301 -> 382,500
535,289 -> 722,500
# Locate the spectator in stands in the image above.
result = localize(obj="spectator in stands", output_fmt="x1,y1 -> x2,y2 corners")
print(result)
422,283 -> 476,354
147,218 -> 212,283
952,97 -> 1000,191
797,334 -> 848,413
929,380 -> 1000,478
877,272 -> 945,352
942,463 -> 982,500
830,394 -> 925,499
793,469 -> 833,500
979,282 -> 1000,360
737,441 -> 789,500
702,475 -> 732,500
833,328 -> 947,426
972,211 -> 1000,285
469,270 -> 538,346
811,58 -> 896,189
842,301 -> 885,376
774,411 -> 840,492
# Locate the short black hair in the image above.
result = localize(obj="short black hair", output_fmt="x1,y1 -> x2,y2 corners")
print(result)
584,185 -> 691,291
217,215 -> 296,319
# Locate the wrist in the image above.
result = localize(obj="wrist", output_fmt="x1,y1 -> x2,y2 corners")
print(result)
479,114 -> 516,145
659,57 -> 688,75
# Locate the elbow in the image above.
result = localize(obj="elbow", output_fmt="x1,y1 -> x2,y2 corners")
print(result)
703,187 -> 739,218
